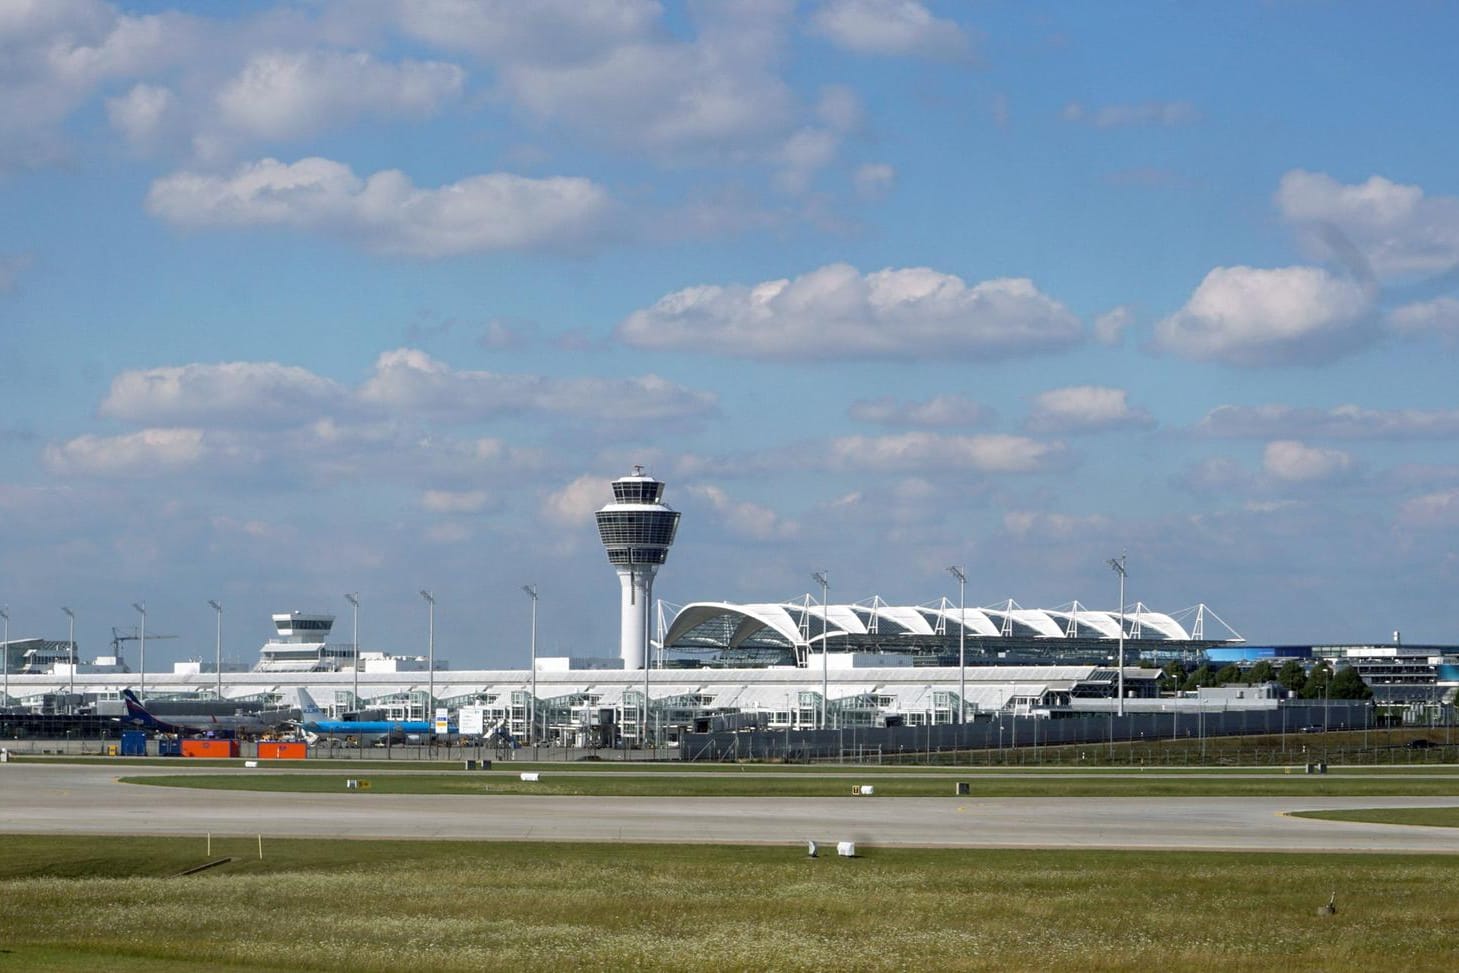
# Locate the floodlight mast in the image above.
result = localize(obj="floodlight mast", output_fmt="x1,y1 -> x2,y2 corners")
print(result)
208,600 -> 223,700
1,606 -> 10,709
1107,554 -> 1127,717
812,571 -> 829,729
419,590 -> 435,723
62,606 -> 76,708
132,602 -> 146,702
345,593 -> 359,709
947,566 -> 967,724
522,584 -> 538,754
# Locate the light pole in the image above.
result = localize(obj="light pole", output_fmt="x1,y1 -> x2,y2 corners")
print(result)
523,584 -> 538,754
812,571 -> 829,730
419,590 -> 435,726
642,587 -> 651,752
345,593 -> 359,710
208,600 -> 223,700
1107,555 -> 1126,717
132,602 -> 146,702
62,606 -> 76,707
1,606 -> 10,708
947,565 -> 967,724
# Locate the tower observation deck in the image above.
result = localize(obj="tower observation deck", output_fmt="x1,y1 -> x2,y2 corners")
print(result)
595,467 -> 680,669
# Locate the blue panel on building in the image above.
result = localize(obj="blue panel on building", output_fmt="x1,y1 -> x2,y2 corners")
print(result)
1207,646 -> 1313,663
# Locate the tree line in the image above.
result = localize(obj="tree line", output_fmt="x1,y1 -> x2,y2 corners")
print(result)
1158,659 -> 1372,700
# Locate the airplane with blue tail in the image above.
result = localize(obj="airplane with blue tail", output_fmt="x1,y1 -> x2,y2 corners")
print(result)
121,688 -> 287,735
292,688 -> 455,739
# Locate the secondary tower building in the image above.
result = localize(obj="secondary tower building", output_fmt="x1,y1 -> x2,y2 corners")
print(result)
596,467 -> 680,669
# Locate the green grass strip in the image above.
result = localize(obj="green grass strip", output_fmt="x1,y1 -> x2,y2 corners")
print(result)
1289,807 -> 1459,828
120,770 -> 1459,798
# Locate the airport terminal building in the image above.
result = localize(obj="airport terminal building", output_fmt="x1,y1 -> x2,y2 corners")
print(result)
2,469 -> 1453,744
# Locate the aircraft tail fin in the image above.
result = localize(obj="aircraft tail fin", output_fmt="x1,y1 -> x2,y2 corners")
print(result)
121,688 -> 166,729
293,688 -> 326,722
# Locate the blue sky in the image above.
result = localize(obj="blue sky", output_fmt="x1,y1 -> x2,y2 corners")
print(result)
3,0 -> 1459,669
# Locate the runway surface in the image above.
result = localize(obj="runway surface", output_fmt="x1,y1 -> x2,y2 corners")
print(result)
4,763 -> 1458,852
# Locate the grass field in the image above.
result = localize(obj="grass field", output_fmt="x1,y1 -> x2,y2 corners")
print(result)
1290,807 -> 1459,828
119,769 -> 1459,798
2,836 -> 1457,972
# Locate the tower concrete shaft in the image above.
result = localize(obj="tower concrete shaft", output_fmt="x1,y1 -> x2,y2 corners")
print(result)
596,467 -> 680,670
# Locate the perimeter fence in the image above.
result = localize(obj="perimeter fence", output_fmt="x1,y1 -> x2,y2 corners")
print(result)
677,702 -> 1407,764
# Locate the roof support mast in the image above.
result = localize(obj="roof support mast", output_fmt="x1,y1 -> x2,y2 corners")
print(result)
1108,554 -> 1127,716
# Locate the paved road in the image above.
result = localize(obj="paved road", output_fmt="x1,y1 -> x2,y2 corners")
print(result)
3,763 -> 1458,852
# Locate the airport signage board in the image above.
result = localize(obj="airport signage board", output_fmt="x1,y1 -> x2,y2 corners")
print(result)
458,705 -> 485,736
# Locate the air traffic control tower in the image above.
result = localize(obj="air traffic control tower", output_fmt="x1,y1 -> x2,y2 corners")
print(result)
595,467 -> 681,669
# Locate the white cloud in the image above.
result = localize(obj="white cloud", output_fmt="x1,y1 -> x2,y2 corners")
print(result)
815,84 -> 863,133
0,0 -> 192,166
1092,304 -> 1134,345
214,49 -> 464,142
766,87 -> 866,194
1276,169 -> 1459,279
389,0 -> 660,63
358,348 -> 716,422
849,394 -> 985,427
1003,510 -> 1110,540
826,432 -> 1066,474
809,0 -> 973,60
421,489 -> 490,514
1199,403 -> 1459,440
617,263 -> 1083,360
146,157 -> 616,257
1027,386 -> 1153,434
853,162 -> 895,200
1262,440 -> 1354,483
1154,265 -> 1376,366
774,127 -> 841,194
1174,456 -> 1256,496
541,473 -> 606,528
105,83 -> 177,148
488,4 -> 800,159
686,484 -> 798,541
425,521 -> 472,544
43,428 -> 214,477
1062,100 -> 1199,128
90,351 -> 712,440
1386,296 -> 1459,338
1398,488 -> 1459,528
100,361 -> 347,426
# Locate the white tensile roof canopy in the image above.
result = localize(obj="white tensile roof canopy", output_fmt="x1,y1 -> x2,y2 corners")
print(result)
662,597 -> 1241,651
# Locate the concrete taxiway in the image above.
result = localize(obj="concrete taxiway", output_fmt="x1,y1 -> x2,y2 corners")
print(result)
3,763 -> 1458,852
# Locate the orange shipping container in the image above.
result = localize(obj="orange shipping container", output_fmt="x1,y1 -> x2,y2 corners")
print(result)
258,742 -> 307,760
180,739 -> 239,758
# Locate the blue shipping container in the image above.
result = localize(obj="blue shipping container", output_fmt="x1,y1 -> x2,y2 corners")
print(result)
157,738 -> 182,757
120,731 -> 147,756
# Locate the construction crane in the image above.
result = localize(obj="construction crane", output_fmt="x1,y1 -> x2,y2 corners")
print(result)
110,626 -> 177,667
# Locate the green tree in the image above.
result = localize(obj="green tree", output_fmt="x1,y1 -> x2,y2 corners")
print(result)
1300,662 -> 1333,700
1247,660 -> 1275,685
1160,661 -> 1185,692
1181,664 -> 1215,692
1213,663 -> 1242,685
1329,666 -> 1374,700
1277,659 -> 1306,692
